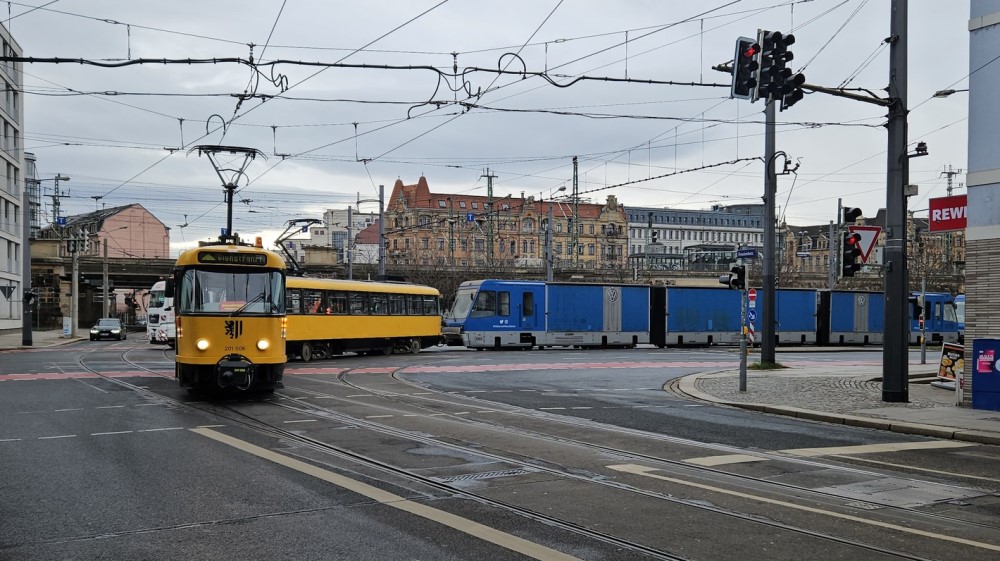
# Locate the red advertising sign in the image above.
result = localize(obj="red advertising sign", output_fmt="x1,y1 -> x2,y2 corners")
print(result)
929,194 -> 967,232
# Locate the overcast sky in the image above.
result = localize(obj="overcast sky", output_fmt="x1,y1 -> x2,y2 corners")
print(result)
9,0 -> 971,255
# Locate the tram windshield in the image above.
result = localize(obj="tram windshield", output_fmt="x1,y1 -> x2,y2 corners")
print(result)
177,268 -> 285,315
446,286 -> 478,320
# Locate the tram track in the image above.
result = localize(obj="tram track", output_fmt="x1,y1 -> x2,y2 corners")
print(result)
70,349 -> 1000,560
274,374 -> 999,560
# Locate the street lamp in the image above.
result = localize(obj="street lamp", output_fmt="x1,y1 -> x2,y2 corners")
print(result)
933,88 -> 968,98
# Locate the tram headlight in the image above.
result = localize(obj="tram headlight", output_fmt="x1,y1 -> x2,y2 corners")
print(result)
196,338 -> 210,351
256,339 -> 270,351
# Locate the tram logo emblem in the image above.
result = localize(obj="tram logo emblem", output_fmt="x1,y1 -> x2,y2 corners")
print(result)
225,320 -> 243,339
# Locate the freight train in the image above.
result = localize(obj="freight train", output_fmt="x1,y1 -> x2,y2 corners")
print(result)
442,279 -> 961,349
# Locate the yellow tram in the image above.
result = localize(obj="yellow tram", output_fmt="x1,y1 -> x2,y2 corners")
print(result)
172,241 -> 287,391
285,277 -> 441,361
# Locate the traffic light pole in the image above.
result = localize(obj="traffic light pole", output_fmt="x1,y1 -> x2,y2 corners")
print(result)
883,0 -> 909,403
761,100 -> 776,364
739,281 -> 748,392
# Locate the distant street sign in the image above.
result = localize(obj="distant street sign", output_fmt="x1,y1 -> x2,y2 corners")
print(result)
466,213 -> 475,222
56,217 -> 67,226
796,251 -> 811,257
747,309 -> 757,323
747,288 -> 758,302
737,248 -> 757,258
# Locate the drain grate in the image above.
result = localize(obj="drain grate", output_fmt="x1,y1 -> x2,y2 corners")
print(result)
433,468 -> 535,483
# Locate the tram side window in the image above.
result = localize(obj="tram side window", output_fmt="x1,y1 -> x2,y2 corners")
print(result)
470,291 -> 496,318
369,293 -> 388,315
523,292 -> 534,316
327,291 -> 347,314
498,291 -> 510,316
407,295 -> 422,315
422,295 -> 438,315
349,292 -> 368,315
304,290 -> 323,314
286,288 -> 302,314
389,294 -> 406,315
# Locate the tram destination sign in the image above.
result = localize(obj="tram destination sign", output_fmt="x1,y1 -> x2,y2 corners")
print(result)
197,252 -> 269,266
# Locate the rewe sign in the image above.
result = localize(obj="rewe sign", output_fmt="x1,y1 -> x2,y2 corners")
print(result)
929,194 -> 967,232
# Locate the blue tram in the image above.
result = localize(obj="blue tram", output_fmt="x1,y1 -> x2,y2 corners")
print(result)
443,279 -> 962,349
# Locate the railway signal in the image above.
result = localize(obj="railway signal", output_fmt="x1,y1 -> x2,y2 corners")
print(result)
841,232 -> 862,278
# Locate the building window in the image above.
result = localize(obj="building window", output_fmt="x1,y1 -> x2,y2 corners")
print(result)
438,239 -> 445,250
472,202 -> 479,209
438,200 -> 446,208
459,201 -> 467,209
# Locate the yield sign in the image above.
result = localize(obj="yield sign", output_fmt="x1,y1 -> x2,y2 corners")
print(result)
848,225 -> 881,263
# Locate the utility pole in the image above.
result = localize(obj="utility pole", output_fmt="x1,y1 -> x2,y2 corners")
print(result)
761,100 -> 777,364
941,164 -> 962,274
828,220 -> 836,290
378,185 -> 385,279
572,156 -> 580,269
546,204 -> 555,281
21,197 -> 33,346
883,0 -> 909,403
102,238 -> 109,318
69,228 -> 83,338
448,197 -> 456,266
347,206 -> 354,280
481,169 -> 496,268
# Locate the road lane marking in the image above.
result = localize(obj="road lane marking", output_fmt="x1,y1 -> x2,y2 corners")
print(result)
783,441 -> 974,457
54,408 -> 83,412
685,454 -> 769,466
539,407 -> 565,411
346,394 -> 374,398
138,427 -> 183,432
96,405 -> 126,409
609,464 -> 1000,552
191,428 -> 584,561
196,424 -> 226,428
38,435 -> 76,439
0,438 -> 22,442
283,419 -> 318,424
365,415 -> 394,419
92,431 -> 134,436
683,440 -> 975,466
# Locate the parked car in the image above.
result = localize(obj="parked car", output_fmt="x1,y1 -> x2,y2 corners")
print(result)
90,318 -> 127,341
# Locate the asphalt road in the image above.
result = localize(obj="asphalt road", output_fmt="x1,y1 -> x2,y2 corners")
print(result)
3,341 -> 1000,561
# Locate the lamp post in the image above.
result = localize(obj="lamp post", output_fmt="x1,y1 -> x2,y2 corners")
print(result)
933,88 -> 968,98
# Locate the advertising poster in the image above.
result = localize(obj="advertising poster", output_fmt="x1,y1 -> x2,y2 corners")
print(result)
937,342 -> 964,381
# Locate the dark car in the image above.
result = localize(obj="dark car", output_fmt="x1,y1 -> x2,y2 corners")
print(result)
90,318 -> 127,341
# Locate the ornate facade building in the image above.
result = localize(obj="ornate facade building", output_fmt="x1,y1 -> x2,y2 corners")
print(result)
384,177 -> 628,271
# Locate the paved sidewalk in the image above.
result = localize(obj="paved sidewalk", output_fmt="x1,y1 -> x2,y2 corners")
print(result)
0,329 -> 83,351
675,358 -> 1000,446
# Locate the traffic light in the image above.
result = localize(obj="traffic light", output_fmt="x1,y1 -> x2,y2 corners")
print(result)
780,71 -> 806,111
841,232 -> 862,278
842,207 -> 863,224
24,290 -> 36,306
651,230 -> 659,243
757,30 -> 802,108
731,265 -> 746,290
719,265 -> 746,289
731,37 -> 760,100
